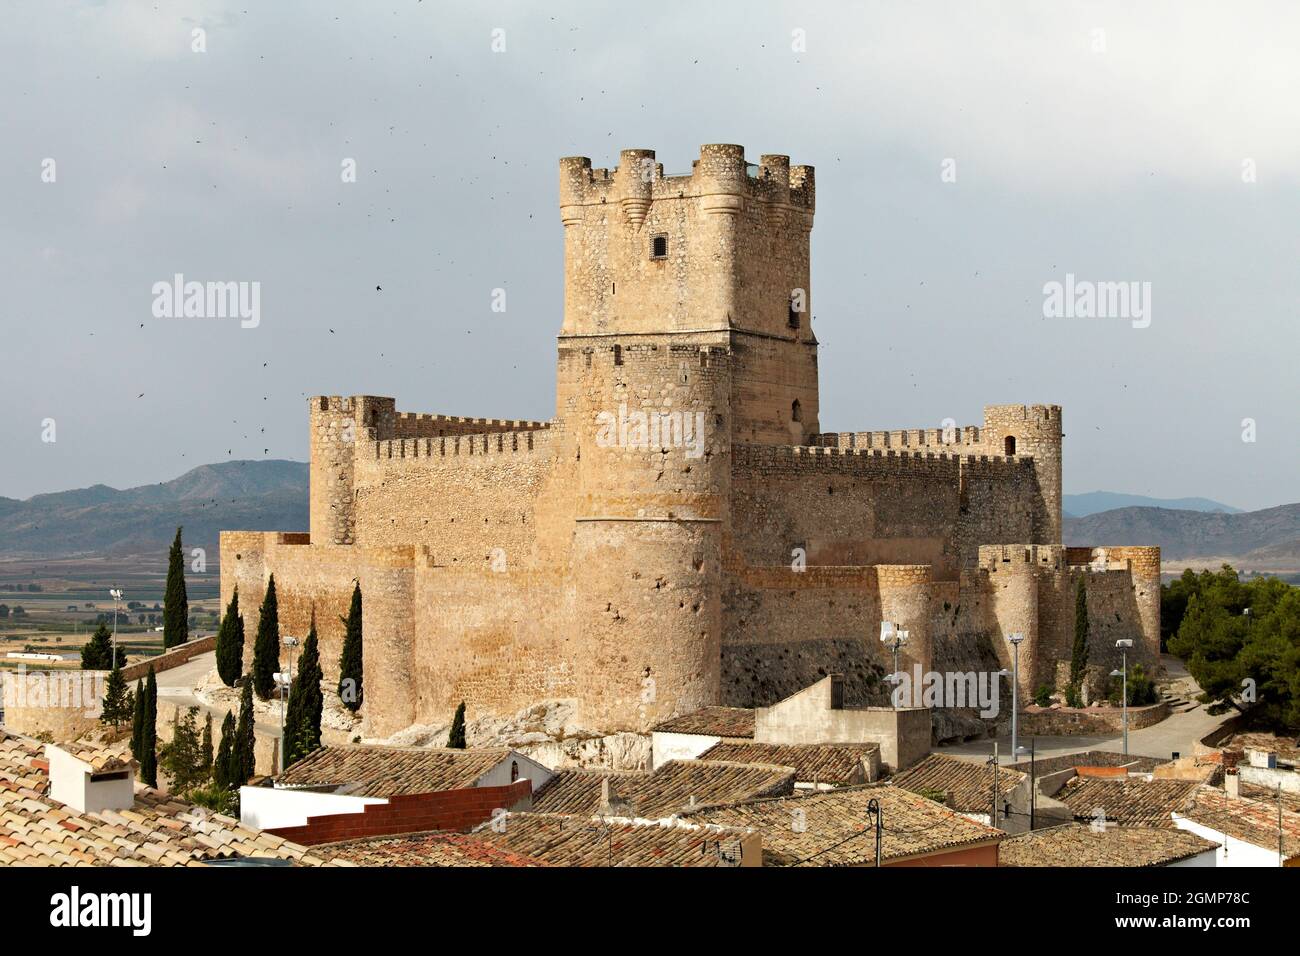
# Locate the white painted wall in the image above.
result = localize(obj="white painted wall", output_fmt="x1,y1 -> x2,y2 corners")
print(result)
651,732 -> 719,769
1168,849 -> 1218,867
1173,814 -> 1283,867
46,745 -> 134,814
240,786 -> 386,830
475,751 -> 554,792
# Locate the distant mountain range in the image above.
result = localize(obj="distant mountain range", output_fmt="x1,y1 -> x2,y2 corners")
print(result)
1062,491 -> 1241,517
0,464 -> 1294,576
0,461 -> 308,559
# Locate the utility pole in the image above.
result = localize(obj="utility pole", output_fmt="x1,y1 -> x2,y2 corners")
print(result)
989,742 -> 1000,828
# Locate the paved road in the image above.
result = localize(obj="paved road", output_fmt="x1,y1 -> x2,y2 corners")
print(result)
938,655 -> 1226,764
156,650 -> 283,741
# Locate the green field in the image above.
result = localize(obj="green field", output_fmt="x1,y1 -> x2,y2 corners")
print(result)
0,555 -> 220,670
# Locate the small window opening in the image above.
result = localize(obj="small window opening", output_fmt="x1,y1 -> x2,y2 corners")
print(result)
788,296 -> 800,329
1004,436 -> 1016,456
791,400 -> 803,423
651,235 -> 668,259
510,760 -> 519,782
613,344 -> 623,366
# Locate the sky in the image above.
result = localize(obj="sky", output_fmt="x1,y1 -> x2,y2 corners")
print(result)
1,0 -> 1297,510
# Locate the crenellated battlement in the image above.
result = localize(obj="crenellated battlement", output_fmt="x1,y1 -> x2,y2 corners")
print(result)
559,145 -> 814,217
732,442 -> 1034,479
370,428 -> 553,462
814,426 -> 984,452
979,543 -> 1068,571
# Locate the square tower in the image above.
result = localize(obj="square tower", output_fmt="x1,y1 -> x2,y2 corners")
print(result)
557,144 -> 820,445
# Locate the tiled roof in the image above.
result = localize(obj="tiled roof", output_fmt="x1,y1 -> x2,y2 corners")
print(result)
275,746 -> 511,797
1056,777 -> 1201,828
469,812 -> 755,867
1239,783 -> 1300,815
316,830 -> 549,867
685,784 -> 1003,866
891,753 -> 1025,812
698,742 -> 877,786
1000,824 -> 1219,867
1180,786 -> 1300,860
56,743 -> 136,774
651,707 -> 755,738
1007,750 -> 1165,776
1224,732 -> 1300,764
531,760 -> 795,818
0,733 -> 341,867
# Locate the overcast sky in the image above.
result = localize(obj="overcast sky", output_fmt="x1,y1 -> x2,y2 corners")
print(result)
2,1 -> 1297,510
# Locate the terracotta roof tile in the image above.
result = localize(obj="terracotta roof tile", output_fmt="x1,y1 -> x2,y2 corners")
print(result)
685,784 -> 1003,866
1001,824 -> 1218,867
651,707 -> 755,738
892,753 -> 1026,813
319,830 -> 550,867
274,745 -> 512,797
698,742 -> 877,786
532,760 -> 795,818
1180,786 -> 1300,859
470,812 -> 755,867
1056,777 -> 1200,828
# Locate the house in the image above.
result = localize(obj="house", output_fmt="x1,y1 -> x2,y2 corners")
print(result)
0,733 -> 338,866
651,675 -> 929,773
698,741 -> 880,787
1173,786 -> 1300,867
468,811 -> 761,867
242,745 -> 553,845
531,759 -> 795,819
891,752 -> 1029,830
1000,824 -> 1219,867
684,783 -> 1003,866
1053,776 -> 1202,828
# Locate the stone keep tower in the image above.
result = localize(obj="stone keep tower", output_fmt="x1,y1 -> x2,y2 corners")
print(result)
555,144 -> 817,729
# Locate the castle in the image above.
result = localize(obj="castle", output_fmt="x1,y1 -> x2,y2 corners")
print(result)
220,143 -> 1161,740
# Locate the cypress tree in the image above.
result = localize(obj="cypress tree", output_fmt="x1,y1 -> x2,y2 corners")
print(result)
337,582 -> 363,712
130,677 -> 146,760
214,710 -> 236,791
251,575 -> 280,699
80,622 -> 114,670
163,527 -> 189,650
139,667 -> 159,788
200,712 -> 214,780
447,701 -> 467,749
285,620 -> 324,767
1069,574 -> 1091,705
234,681 -> 257,785
215,587 -> 245,687
100,662 -> 132,729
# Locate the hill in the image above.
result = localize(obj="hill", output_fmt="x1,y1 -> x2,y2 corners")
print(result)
0,461 -> 308,559
1062,491 -> 1241,517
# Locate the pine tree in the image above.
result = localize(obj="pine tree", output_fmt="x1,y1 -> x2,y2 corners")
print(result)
80,623 -> 114,670
251,575 -> 280,699
163,526 -> 189,650
215,587 -> 245,687
447,701 -> 467,749
285,620 -> 324,767
100,662 -> 132,729
160,706 -> 207,795
234,681 -> 257,785
138,667 -> 159,788
1068,574 -> 1091,705
200,712 -> 214,779
337,582 -> 363,712
130,677 -> 146,760
214,710 -> 236,791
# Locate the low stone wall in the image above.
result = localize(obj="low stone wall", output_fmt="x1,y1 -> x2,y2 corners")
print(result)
122,635 -> 217,683
1017,700 -> 1169,736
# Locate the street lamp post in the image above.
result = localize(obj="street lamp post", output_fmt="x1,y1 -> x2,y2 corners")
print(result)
880,622 -> 908,708
1111,638 -> 1134,755
275,635 -> 301,772
108,589 -> 123,666
1008,632 -> 1024,766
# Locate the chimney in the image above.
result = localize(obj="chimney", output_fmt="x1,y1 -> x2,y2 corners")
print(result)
1225,772 -> 1240,797
46,744 -> 136,813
